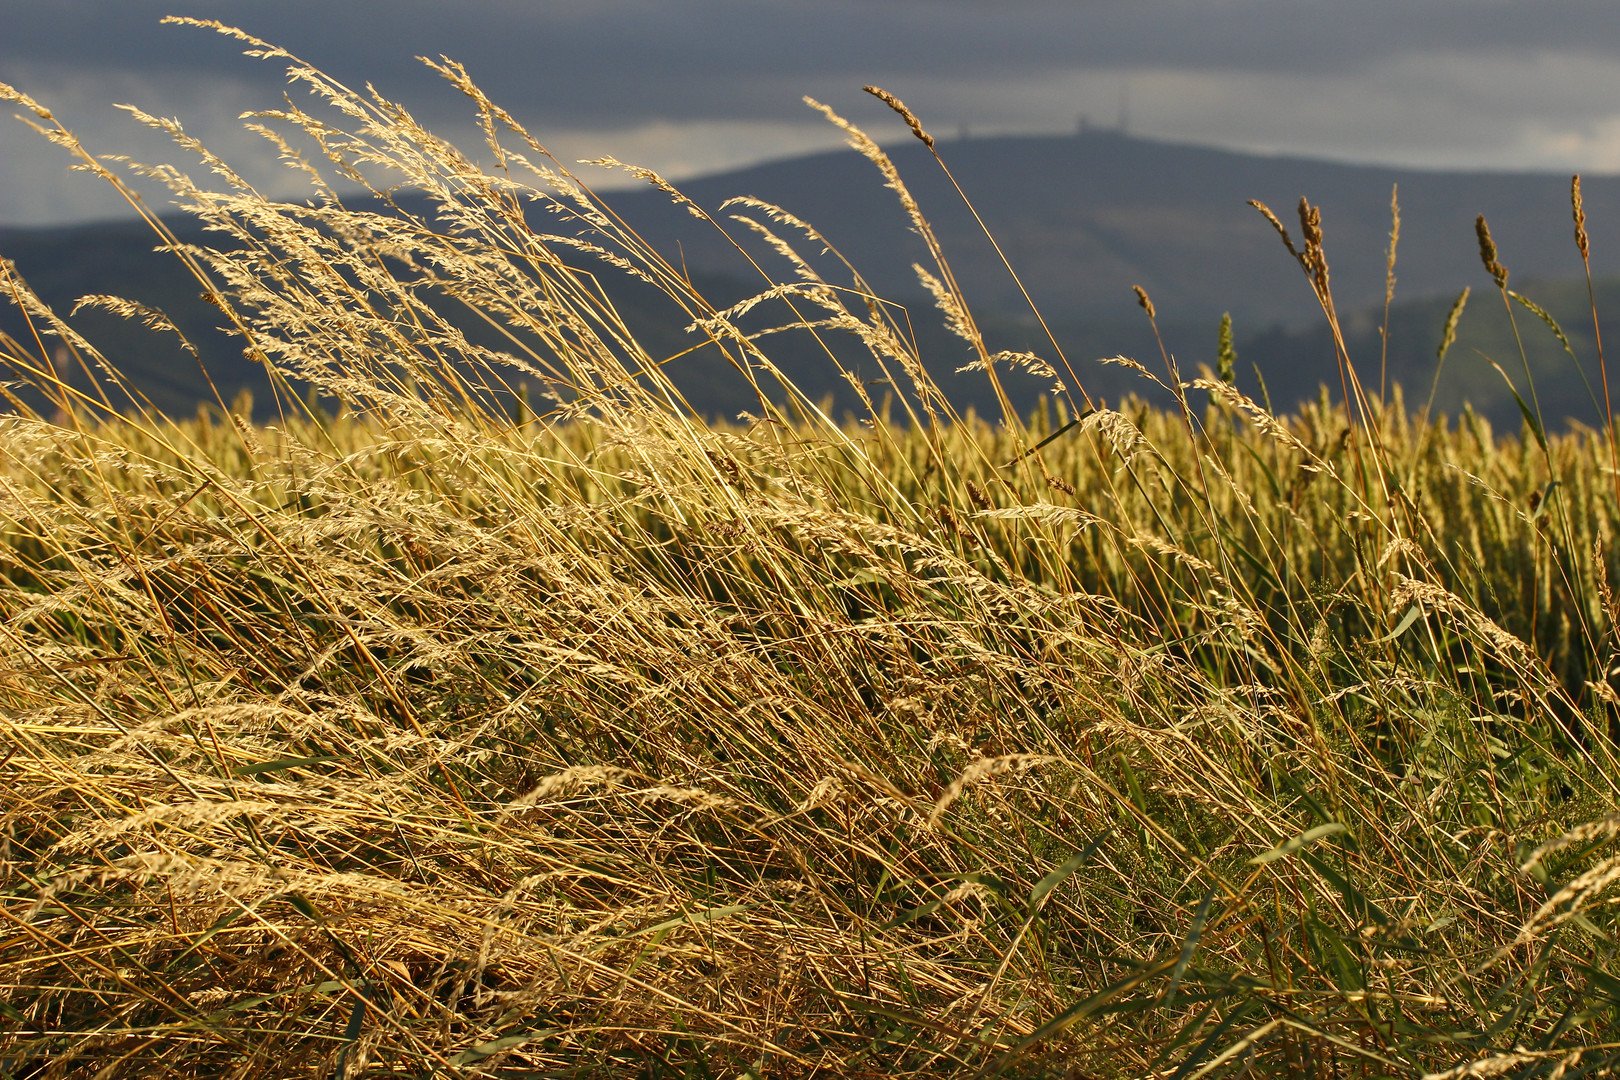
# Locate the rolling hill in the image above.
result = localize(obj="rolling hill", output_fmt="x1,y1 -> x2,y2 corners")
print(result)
2,129 -> 1617,429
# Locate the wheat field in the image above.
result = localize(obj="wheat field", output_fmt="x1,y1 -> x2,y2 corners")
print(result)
3,20 -> 1620,1079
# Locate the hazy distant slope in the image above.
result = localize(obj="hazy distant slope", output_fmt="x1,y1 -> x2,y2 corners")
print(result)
607,130 -> 1620,327
0,214 -> 241,416
4,131 -> 1619,426
1239,273 -> 1620,434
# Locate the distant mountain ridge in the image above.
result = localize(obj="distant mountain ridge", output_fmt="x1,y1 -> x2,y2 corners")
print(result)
603,129 -> 1620,325
2,130 -> 1618,429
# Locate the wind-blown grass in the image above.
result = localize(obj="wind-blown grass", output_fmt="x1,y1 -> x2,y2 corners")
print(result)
3,20 -> 1620,1078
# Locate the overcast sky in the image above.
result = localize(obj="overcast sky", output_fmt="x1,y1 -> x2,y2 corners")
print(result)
4,0 -> 1620,226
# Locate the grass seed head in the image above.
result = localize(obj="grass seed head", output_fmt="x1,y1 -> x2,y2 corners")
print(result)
863,85 -> 934,149
1438,286 -> 1471,363
1476,213 -> 1510,288
1573,174 -> 1590,261
1133,284 -> 1155,320
1248,198 -> 1302,266
1298,197 -> 1330,291
1385,183 -> 1400,305
1217,312 -> 1236,384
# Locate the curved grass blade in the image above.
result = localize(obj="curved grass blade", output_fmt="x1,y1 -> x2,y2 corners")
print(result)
1249,823 -> 1347,866
1164,887 -> 1218,1006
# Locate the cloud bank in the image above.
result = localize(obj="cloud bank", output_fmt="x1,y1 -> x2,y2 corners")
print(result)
4,0 -> 1620,224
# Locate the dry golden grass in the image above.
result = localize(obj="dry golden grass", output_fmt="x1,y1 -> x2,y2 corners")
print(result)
2,21 -> 1620,1078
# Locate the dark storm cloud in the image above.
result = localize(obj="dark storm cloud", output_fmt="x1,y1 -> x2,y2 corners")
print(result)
7,0 -> 1620,125
4,1 -> 1620,223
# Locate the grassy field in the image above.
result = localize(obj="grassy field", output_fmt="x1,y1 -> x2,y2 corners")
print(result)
5,22 -> 1620,1078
